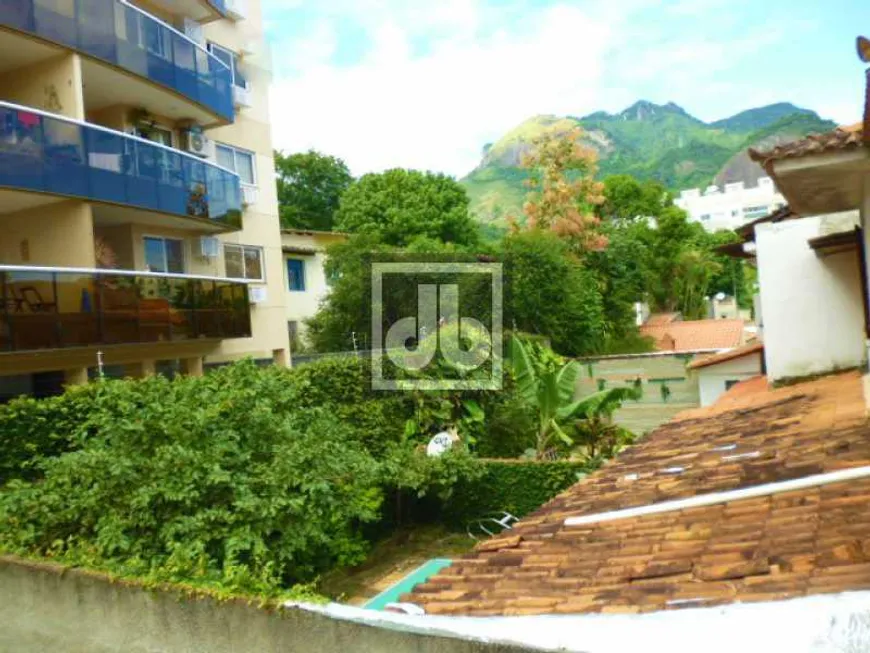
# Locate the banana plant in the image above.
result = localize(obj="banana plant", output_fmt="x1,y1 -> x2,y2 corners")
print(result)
509,337 -> 641,460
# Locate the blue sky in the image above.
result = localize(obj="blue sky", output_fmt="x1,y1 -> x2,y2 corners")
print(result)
263,0 -> 870,178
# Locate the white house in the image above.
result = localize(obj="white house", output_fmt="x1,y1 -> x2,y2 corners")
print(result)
722,122 -> 870,385
688,342 -> 764,406
675,178 -> 786,232
281,229 -> 348,348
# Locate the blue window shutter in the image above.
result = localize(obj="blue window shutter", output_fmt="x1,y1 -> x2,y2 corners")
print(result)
287,259 -> 306,291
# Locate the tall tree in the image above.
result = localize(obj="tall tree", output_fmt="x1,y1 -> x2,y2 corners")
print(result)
275,150 -> 352,231
335,169 -> 479,248
503,231 -> 605,356
520,126 -> 607,254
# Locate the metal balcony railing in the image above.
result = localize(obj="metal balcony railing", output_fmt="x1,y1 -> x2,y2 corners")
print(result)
0,266 -> 252,353
0,101 -> 242,228
0,0 -> 235,121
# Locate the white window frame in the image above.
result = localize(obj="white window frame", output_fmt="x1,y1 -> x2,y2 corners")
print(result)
143,236 -> 186,274
224,243 -> 265,282
207,42 -> 248,89
215,142 -> 257,187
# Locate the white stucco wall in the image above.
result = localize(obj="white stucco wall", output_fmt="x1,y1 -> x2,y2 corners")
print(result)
697,353 -> 762,406
755,214 -> 865,382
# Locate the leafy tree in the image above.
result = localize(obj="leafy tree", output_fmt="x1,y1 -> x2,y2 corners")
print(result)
275,150 -> 352,231
509,337 -> 639,459
335,169 -> 479,247
519,126 -> 608,253
599,174 -> 670,223
503,230 -> 605,356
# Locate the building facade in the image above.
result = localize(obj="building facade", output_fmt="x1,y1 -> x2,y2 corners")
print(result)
280,229 -> 346,349
676,178 -> 786,231
0,0 -> 288,398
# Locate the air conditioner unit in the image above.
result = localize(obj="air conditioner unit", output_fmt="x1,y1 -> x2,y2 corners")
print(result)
241,184 -> 258,206
181,130 -> 214,159
249,286 -> 267,304
224,0 -> 248,21
199,236 -> 220,259
182,18 -> 204,45
233,84 -> 253,109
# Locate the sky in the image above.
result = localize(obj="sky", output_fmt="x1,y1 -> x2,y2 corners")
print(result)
262,0 -> 870,178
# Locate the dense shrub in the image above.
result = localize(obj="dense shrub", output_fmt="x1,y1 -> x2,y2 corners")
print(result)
0,367 -> 388,594
439,459 -> 592,528
0,388 -> 98,483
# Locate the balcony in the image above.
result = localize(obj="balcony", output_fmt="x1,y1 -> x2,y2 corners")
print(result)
0,101 -> 243,229
1,0 -> 235,122
0,266 -> 252,353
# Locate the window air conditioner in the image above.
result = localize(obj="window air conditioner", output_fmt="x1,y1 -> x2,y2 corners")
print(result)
199,236 -> 220,259
249,286 -> 268,304
241,184 -> 258,206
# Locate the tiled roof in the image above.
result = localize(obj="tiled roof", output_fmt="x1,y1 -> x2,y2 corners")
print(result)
408,372 -> 870,615
639,319 -> 745,352
748,128 -> 865,169
687,341 -> 764,370
644,313 -> 681,327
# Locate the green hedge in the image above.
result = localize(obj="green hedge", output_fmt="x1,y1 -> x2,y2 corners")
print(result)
439,459 -> 591,527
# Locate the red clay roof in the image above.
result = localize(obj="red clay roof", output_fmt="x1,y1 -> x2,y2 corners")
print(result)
408,371 -> 870,616
687,341 -> 764,370
644,313 -> 681,327
639,319 -> 745,352
748,128 -> 864,169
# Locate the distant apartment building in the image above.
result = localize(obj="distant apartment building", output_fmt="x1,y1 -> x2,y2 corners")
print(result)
0,0 -> 289,398
675,178 -> 786,232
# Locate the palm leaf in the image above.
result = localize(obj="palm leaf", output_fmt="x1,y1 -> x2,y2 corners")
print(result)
509,337 -> 538,404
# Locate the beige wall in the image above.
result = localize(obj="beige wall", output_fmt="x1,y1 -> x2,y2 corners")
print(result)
0,201 -> 95,267
0,53 -> 84,119
282,232 -> 347,341
201,6 -> 289,365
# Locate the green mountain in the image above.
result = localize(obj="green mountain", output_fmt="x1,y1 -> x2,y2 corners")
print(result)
462,101 -> 837,224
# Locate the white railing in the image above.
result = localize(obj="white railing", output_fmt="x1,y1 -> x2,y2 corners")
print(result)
0,100 -> 239,179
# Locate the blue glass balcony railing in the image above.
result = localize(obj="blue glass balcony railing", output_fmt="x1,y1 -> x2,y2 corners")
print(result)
0,0 -> 235,122
0,102 -> 242,229
0,266 -> 252,353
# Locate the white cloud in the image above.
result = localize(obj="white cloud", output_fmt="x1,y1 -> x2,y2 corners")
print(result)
268,3 -> 614,177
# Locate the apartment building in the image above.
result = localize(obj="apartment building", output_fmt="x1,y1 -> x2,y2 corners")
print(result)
675,177 -> 786,231
0,0 -> 289,397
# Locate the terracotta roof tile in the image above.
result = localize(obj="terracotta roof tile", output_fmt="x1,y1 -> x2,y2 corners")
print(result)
644,313 -> 681,327
687,341 -> 764,370
639,319 -> 745,352
748,128 -> 865,168
411,372 -> 870,615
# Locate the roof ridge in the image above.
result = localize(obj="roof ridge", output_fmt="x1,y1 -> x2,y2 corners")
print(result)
564,464 -> 870,527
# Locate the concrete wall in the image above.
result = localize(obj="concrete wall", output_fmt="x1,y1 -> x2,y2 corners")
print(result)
576,353 -> 700,435
697,352 -> 762,406
756,214 -> 865,382
0,201 -> 95,267
0,556 -> 532,653
0,53 -> 85,118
